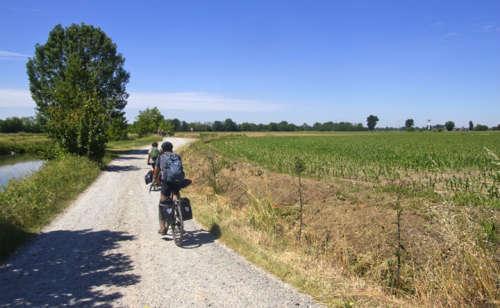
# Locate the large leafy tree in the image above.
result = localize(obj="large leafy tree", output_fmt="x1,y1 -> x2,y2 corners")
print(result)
223,118 -> 239,131
27,23 -> 129,160
132,107 -> 165,136
405,118 -> 415,131
468,121 -> 474,131
107,112 -> 129,141
366,115 -> 379,131
212,121 -> 224,131
445,121 -> 455,131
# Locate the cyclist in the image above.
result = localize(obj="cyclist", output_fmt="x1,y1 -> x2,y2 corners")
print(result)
147,142 -> 160,168
153,141 -> 188,235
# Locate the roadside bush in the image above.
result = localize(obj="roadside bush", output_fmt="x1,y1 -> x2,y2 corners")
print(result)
0,155 -> 100,259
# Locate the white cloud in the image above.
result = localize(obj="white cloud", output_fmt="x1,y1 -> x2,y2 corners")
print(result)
0,89 -> 33,107
128,92 -> 285,112
0,89 -> 285,113
0,50 -> 30,59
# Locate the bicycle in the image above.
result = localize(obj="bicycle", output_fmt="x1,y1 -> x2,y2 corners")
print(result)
160,192 -> 184,247
149,177 -> 161,192
147,161 -> 161,192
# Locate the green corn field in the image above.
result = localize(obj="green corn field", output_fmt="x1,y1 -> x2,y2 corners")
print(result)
209,132 -> 500,207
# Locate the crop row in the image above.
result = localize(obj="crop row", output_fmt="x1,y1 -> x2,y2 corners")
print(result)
209,132 -> 500,207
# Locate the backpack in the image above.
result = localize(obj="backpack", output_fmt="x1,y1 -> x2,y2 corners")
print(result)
180,197 -> 193,221
161,153 -> 185,183
150,147 -> 160,160
144,170 -> 153,185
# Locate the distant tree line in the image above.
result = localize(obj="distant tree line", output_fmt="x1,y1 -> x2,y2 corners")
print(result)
0,116 -> 44,133
167,119 -> 368,132
128,110 -> 500,134
127,108 -> 369,134
4,110 -> 499,135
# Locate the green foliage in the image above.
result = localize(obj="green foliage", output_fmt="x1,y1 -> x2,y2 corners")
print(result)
208,132 -> 500,207
405,118 -> 414,130
211,133 -> 500,173
0,133 -> 55,157
131,107 -> 164,136
206,152 -> 228,194
445,121 -> 455,131
294,156 -> 305,175
475,124 -> 489,131
160,118 -> 368,132
107,112 -> 128,141
77,94 -> 109,160
0,117 -> 43,133
159,119 -> 175,136
213,121 -> 224,131
26,23 -> 129,161
0,155 -> 101,259
107,134 -> 161,151
366,115 -> 379,131
223,118 -> 239,131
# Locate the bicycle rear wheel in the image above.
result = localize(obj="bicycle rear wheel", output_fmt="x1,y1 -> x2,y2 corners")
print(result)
172,201 -> 184,247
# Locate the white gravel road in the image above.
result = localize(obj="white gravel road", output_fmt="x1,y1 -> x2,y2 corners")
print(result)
0,138 -> 320,307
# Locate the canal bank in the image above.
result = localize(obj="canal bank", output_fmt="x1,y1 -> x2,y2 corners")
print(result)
0,156 -> 45,190
0,155 -> 101,260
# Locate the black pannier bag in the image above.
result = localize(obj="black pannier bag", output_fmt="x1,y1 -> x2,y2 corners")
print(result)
180,197 -> 193,221
145,170 -> 153,185
159,200 -> 175,224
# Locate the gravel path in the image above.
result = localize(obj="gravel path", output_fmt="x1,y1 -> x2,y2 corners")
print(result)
0,138 -> 320,307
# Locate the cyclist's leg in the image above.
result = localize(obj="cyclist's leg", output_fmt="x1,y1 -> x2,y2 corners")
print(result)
158,186 -> 172,234
172,190 -> 180,201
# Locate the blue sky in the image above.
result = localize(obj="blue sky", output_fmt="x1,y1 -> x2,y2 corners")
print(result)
0,0 -> 499,127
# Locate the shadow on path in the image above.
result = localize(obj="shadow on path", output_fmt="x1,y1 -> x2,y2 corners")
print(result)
0,229 -> 139,307
109,149 -> 148,156
113,156 -> 142,161
178,228 -> 218,249
106,164 -> 140,172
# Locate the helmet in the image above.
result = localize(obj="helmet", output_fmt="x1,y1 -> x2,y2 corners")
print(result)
161,141 -> 173,152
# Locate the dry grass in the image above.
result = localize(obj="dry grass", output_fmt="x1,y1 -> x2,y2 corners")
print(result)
183,141 -> 499,307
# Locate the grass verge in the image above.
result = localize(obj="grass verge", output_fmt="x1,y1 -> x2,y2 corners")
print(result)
183,140 -> 498,307
0,155 -> 100,260
0,133 -> 54,157
0,134 -> 162,261
189,192 -> 393,307
107,135 -> 163,151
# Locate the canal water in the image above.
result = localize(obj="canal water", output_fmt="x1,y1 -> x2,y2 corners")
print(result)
0,156 -> 44,190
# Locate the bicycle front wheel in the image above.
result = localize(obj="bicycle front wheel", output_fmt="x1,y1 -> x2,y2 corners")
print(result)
172,202 -> 184,247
